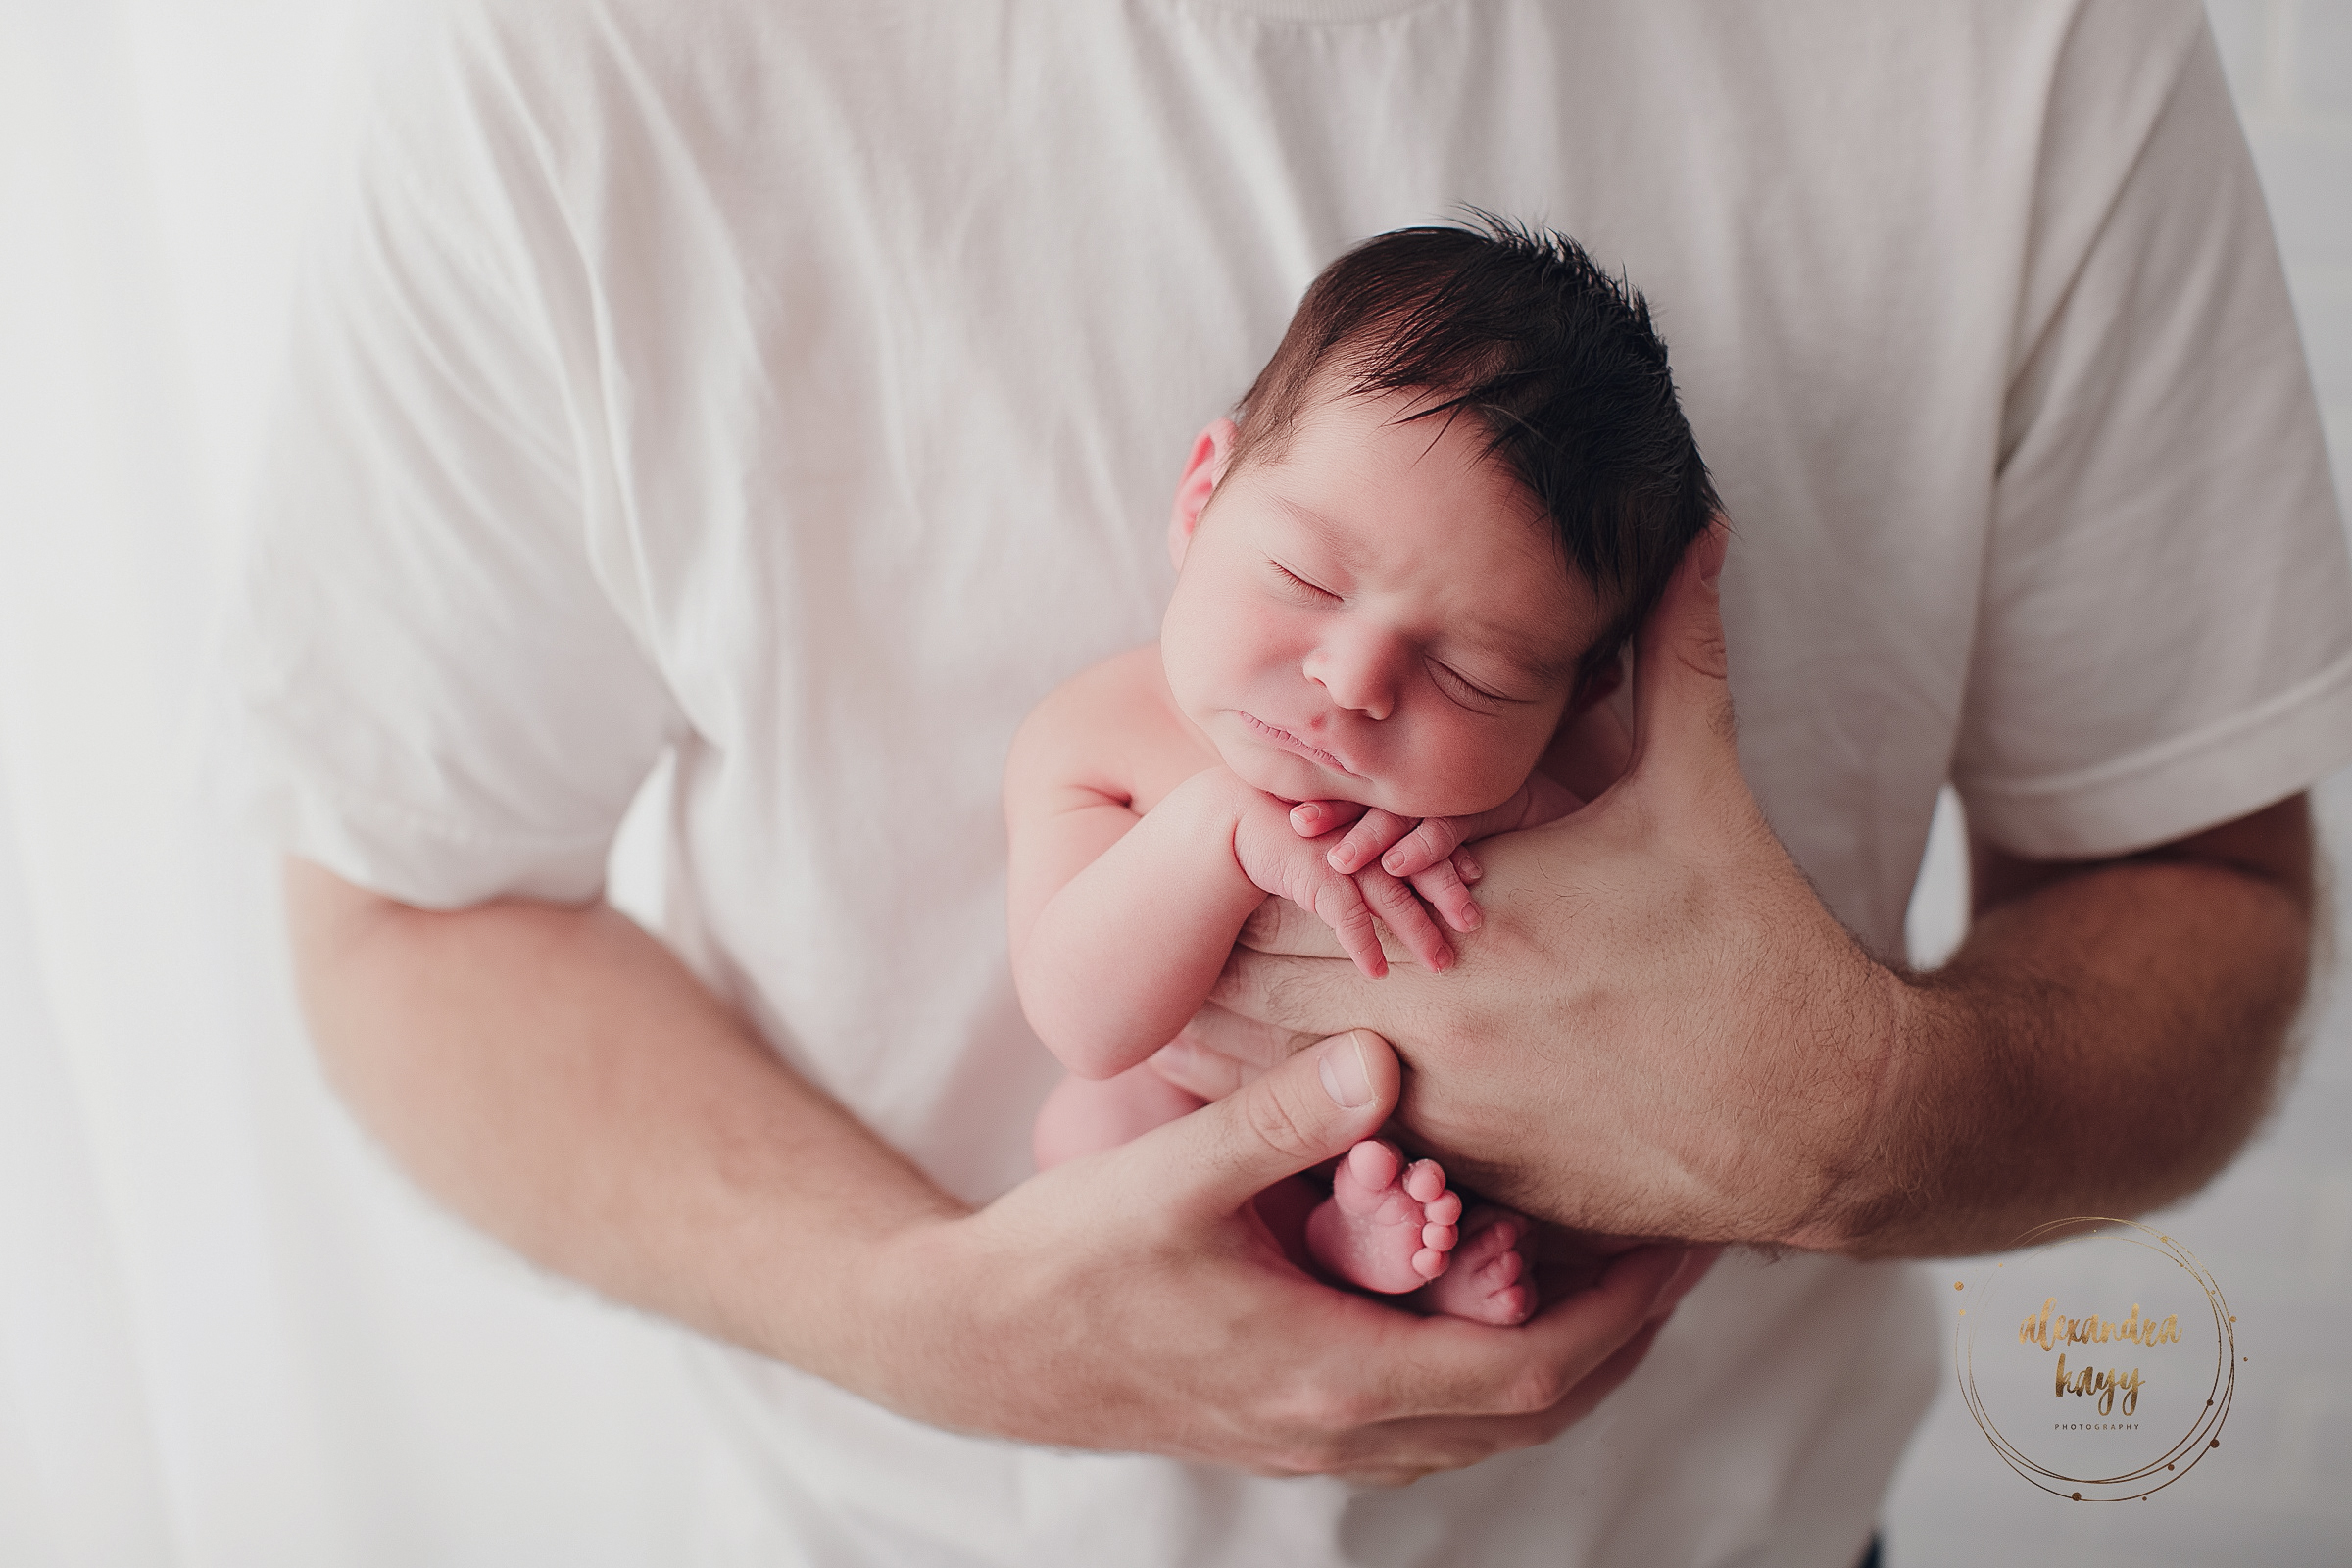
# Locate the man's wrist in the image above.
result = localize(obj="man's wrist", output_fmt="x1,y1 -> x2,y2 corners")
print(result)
1776,953 -> 1924,1255
828,1204 -> 981,1417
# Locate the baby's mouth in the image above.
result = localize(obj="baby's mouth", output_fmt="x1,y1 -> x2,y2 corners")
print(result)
1240,712 -> 1355,776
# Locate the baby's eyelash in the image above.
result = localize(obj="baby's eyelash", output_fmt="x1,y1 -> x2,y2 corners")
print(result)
1269,562 -> 1332,599
1428,661 -> 1512,709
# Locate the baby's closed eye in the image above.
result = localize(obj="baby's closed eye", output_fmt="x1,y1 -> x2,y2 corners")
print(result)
1424,659 -> 1515,712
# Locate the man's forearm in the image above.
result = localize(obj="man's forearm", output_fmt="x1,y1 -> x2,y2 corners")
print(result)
1818,799 -> 2317,1256
282,858 -> 962,1382
284,858 -> 1702,1480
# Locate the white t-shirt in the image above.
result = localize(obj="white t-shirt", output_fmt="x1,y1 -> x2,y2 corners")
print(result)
233,0 -> 2352,1563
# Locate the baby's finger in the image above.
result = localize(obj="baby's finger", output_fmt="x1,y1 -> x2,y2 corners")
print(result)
1290,800 -> 1368,839
1329,809 -> 1415,874
1353,865 -> 1454,973
1312,880 -> 1389,979
1453,848 -> 1483,884
1408,858 -> 1483,933
1379,816 -> 1468,878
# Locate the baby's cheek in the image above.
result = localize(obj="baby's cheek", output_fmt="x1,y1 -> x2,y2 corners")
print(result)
1471,721 -> 1562,803
1410,751 -> 1527,820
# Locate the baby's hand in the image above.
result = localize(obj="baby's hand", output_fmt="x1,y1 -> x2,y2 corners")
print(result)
1286,802 -> 1490,936
1290,776 -> 1586,936
1234,797 -> 1456,980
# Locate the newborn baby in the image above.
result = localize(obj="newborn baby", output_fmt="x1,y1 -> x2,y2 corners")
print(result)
1005,221 -> 1719,1323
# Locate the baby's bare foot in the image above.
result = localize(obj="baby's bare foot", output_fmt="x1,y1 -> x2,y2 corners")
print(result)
1304,1141 -> 1464,1295
1416,1207 -> 1535,1326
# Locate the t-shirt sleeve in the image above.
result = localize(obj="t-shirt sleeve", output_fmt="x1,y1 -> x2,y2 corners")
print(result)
1951,4 -> 2352,859
227,9 -> 683,909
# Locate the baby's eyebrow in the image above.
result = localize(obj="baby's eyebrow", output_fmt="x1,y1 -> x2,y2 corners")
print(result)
1272,496 -> 1369,572
1460,614 -> 1582,686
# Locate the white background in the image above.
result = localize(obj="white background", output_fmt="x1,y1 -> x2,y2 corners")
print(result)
1,2 -> 2345,1563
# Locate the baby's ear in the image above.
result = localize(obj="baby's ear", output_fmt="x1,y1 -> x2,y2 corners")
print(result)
1566,647 -> 1626,716
1540,647 -> 1635,802
1168,417 -> 1238,569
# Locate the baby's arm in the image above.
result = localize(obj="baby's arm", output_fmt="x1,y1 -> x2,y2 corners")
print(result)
1008,751 -> 1269,1080
1008,662 -> 1454,1083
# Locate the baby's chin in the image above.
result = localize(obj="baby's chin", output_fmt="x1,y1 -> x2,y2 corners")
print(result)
1219,746 -> 1446,818
1221,746 -> 1357,808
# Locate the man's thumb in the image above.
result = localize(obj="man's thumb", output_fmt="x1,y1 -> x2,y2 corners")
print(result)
1152,1029 -> 1398,1222
1629,518 -> 1735,778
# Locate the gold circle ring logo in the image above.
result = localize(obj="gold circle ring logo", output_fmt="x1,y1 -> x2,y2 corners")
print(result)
1955,1217 -> 2235,1502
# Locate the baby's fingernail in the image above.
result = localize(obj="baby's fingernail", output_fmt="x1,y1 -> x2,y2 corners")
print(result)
1459,856 -> 1483,883
1318,1034 -> 1375,1107
1458,905 -> 1483,931
1292,803 -> 1321,828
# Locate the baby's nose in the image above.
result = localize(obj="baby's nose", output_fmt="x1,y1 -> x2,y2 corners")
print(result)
1303,630 -> 1400,720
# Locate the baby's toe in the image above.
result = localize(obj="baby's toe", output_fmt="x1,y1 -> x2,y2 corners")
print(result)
1401,1159 -> 1447,1203
1476,1215 -> 1523,1255
1345,1140 -> 1403,1191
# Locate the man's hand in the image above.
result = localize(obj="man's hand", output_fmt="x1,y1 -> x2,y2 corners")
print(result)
1205,521 -> 1895,1243
1156,521 -> 2318,1255
870,1029 -> 1704,1484
287,863 -> 1708,1484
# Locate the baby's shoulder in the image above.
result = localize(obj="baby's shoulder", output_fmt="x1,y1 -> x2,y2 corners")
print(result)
1007,644 -> 1201,803
1053,641 -> 1170,706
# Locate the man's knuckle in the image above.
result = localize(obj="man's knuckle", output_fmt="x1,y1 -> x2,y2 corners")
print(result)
1278,1392 -> 1350,1440
1274,1444 -> 1337,1477
1260,1400 -> 1354,1476
1680,629 -> 1731,684
1504,1363 -> 1570,1414
1242,1085 -> 1320,1162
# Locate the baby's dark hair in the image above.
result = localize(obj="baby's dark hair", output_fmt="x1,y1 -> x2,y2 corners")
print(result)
1232,218 -> 1721,669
